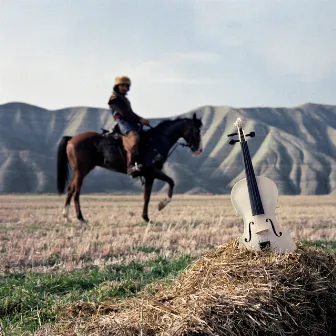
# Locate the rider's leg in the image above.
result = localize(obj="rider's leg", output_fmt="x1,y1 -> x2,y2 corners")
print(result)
122,131 -> 143,175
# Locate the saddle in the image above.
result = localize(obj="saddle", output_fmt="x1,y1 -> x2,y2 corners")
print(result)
101,123 -> 122,139
101,123 -> 150,139
100,124 -> 165,167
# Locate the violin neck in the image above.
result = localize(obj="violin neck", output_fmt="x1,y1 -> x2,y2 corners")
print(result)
241,141 -> 265,216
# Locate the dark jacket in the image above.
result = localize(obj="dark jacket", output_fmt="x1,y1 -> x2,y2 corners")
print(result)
108,91 -> 142,124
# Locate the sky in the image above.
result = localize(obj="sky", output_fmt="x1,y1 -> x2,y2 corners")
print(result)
1,0 -> 336,118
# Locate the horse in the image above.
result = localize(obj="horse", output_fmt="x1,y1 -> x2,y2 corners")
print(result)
56,112 -> 203,223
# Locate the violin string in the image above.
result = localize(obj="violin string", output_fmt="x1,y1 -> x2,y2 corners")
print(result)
245,142 -> 260,214
242,141 -> 257,215
243,140 -> 264,215
247,140 -> 264,214
245,142 -> 259,215
240,126 -> 262,215
241,141 -> 252,213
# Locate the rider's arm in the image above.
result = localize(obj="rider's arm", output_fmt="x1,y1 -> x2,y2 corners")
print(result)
109,99 -> 143,124
108,101 -> 124,116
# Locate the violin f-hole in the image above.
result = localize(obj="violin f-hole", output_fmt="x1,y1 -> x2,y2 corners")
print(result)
245,221 -> 254,242
266,218 -> 282,237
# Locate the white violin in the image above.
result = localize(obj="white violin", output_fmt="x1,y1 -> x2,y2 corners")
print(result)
229,118 -> 296,253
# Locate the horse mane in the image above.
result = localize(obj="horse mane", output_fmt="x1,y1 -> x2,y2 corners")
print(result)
154,117 -> 185,130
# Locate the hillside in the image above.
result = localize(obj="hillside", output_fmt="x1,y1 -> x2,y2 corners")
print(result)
0,102 -> 335,194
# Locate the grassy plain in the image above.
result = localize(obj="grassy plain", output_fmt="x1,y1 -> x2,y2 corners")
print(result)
0,194 -> 335,334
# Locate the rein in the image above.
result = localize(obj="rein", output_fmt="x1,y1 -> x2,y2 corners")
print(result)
167,141 -> 190,158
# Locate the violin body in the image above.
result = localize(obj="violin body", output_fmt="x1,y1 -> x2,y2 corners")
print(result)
231,176 -> 296,252
228,117 -> 296,253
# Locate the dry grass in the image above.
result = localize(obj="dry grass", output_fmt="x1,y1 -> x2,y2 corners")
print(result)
0,194 -> 335,275
38,239 -> 336,336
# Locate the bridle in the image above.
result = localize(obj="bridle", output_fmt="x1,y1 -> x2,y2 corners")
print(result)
137,121 -> 198,186
142,121 -> 196,159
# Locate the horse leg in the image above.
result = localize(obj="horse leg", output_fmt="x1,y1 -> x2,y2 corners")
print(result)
62,183 -> 75,220
72,171 -> 87,223
142,176 -> 154,222
152,170 -> 175,211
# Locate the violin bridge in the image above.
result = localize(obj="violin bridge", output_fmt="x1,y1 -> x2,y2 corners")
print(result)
254,220 -> 269,233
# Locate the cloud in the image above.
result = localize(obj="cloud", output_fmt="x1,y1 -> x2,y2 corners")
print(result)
1,0 -> 336,115
130,52 -> 222,85
191,0 -> 336,82
257,30 -> 336,82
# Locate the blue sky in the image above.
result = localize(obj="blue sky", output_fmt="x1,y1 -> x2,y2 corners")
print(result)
0,0 -> 335,118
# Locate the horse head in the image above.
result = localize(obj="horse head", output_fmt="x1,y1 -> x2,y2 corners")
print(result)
182,112 -> 203,155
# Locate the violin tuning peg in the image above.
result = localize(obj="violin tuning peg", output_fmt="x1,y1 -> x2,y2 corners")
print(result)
229,139 -> 240,145
227,132 -> 238,137
246,132 -> 255,138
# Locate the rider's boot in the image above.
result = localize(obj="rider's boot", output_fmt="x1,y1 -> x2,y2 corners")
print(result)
126,154 -> 143,177
123,131 -> 143,177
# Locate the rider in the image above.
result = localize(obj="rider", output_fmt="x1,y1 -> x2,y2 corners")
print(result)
107,75 -> 150,177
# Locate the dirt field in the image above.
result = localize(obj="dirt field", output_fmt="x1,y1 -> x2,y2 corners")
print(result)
0,194 -> 335,275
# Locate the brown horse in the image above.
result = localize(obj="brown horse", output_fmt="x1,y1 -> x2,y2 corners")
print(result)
57,113 -> 203,222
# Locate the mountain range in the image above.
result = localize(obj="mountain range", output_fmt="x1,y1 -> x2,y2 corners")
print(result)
0,102 -> 335,195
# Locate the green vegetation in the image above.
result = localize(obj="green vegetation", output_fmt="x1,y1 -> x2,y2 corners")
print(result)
1,242 -> 335,335
136,220 -> 164,227
135,245 -> 161,253
302,240 -> 336,250
1,195 -> 334,335
0,255 -> 194,335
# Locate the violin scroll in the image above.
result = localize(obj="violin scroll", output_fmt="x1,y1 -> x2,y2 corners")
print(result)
227,118 -> 255,145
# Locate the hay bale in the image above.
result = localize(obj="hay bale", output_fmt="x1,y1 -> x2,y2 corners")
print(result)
42,239 -> 336,335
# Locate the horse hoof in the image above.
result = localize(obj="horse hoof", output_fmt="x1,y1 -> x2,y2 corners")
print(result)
62,206 -> 70,219
142,215 -> 150,222
158,197 -> 171,211
78,218 -> 88,224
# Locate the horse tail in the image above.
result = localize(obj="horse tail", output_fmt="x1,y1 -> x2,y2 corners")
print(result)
57,136 -> 72,194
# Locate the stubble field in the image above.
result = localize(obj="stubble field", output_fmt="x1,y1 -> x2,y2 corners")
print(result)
0,194 -> 335,334
0,194 -> 335,274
